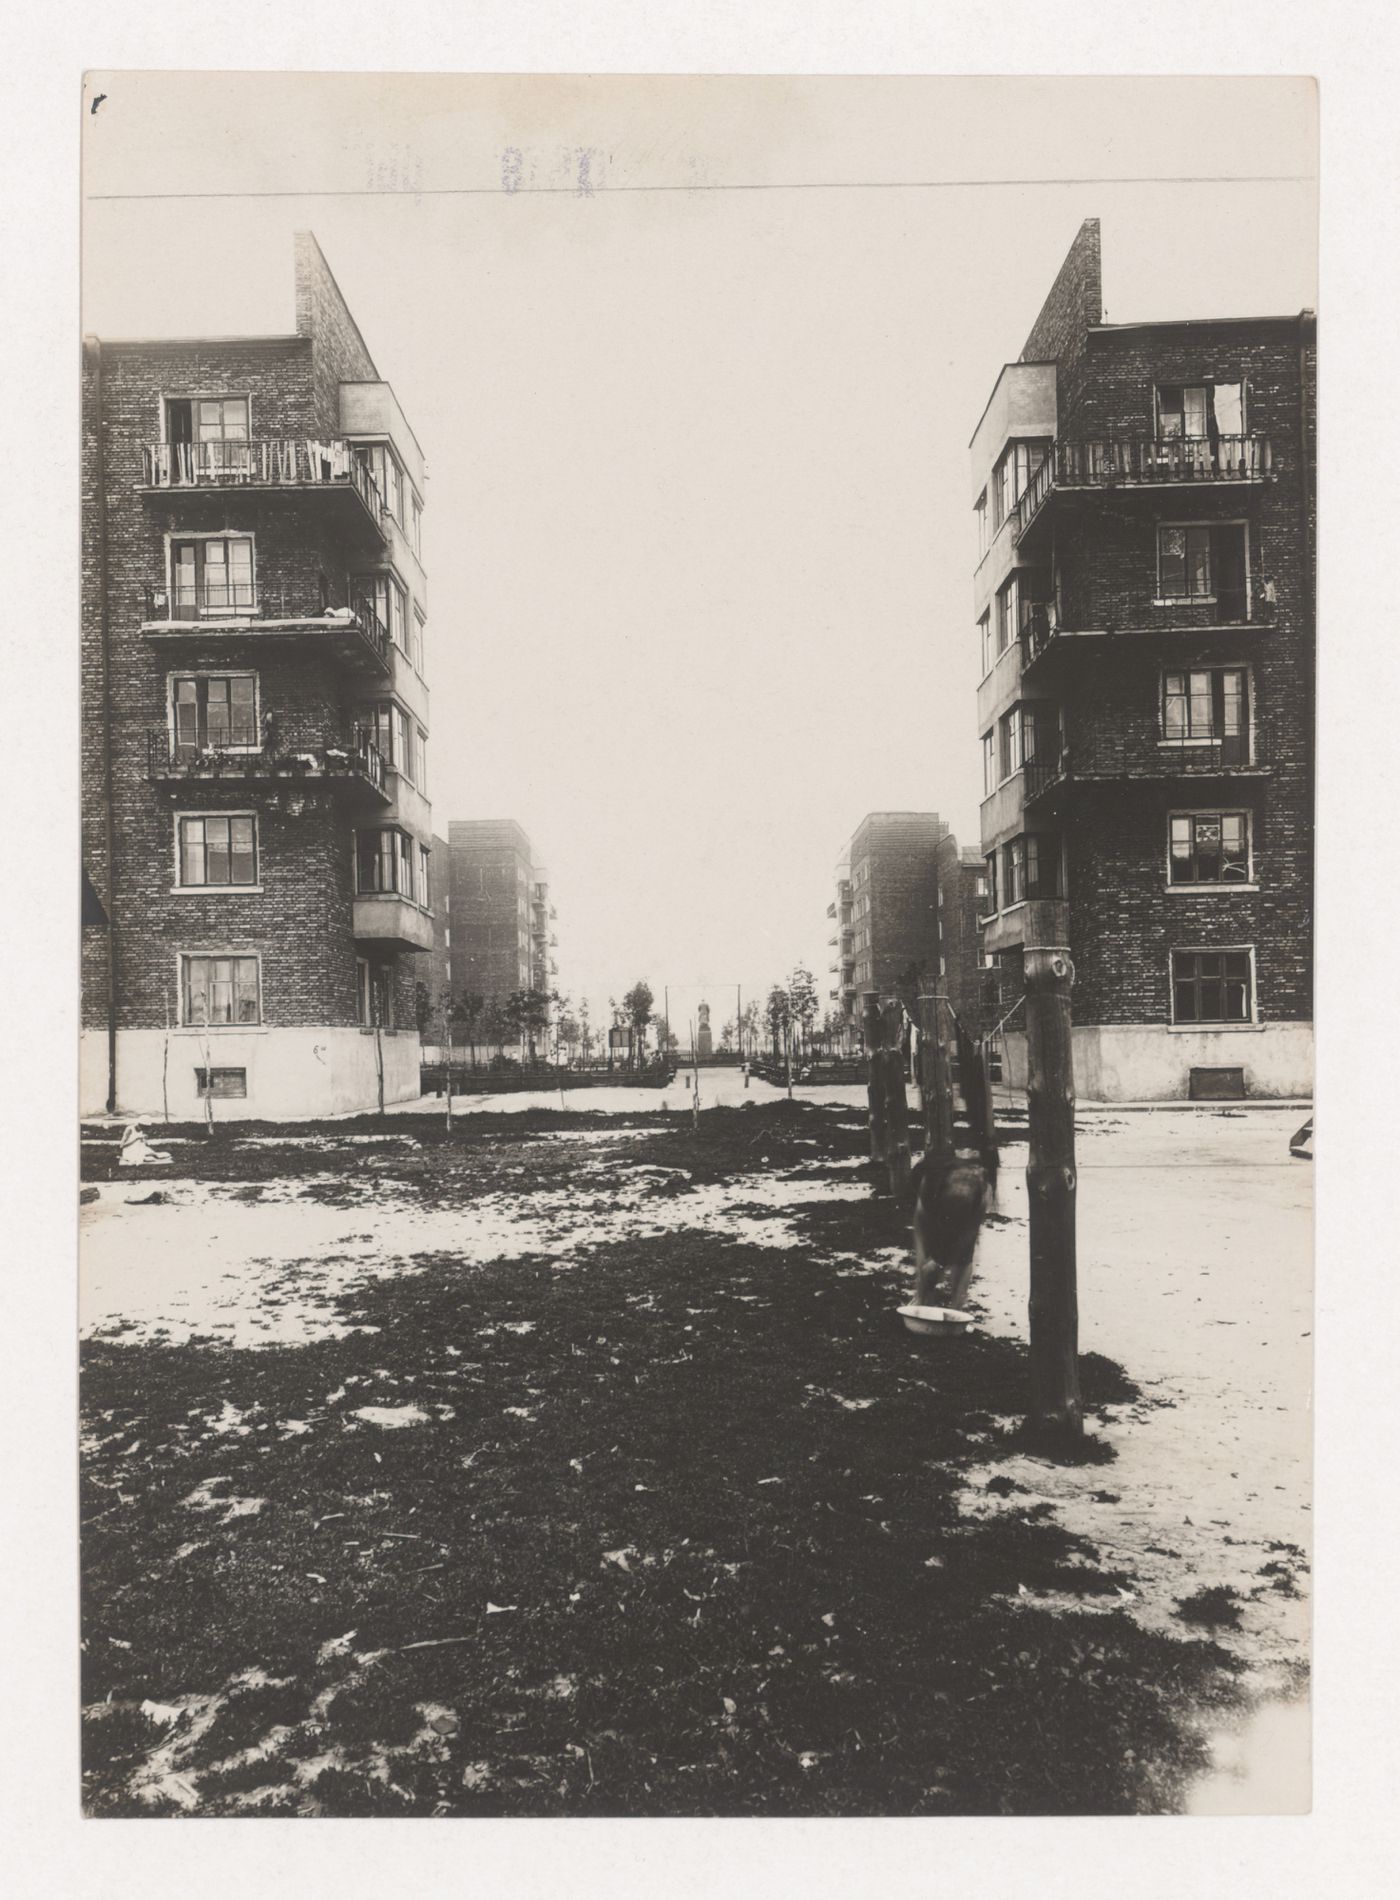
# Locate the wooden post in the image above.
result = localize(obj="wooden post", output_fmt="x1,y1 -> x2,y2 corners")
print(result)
917,991 -> 954,1163
956,1020 -> 997,1175
882,999 -> 912,1199
861,990 -> 888,1165
1024,945 -> 1081,1441
442,1001 -> 454,1129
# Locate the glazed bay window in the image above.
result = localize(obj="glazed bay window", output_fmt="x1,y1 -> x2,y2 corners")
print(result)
172,675 -> 257,755
1003,834 -> 1060,906
354,443 -> 405,524
982,853 -> 998,915
997,703 -> 1058,781
992,439 -> 1048,528
181,953 -> 260,1026
178,814 -> 258,888
1156,522 -> 1248,618
356,826 -> 420,903
171,536 -> 255,616
1170,811 -> 1251,885
995,580 -> 1016,656
1163,667 -> 1250,760
360,574 -> 408,651
1171,949 -> 1253,1024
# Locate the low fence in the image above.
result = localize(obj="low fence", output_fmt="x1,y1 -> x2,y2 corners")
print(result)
419,1064 -> 676,1096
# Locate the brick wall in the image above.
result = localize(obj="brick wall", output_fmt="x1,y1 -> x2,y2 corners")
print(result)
294,231 -> 378,435
82,332 -> 424,1042
1039,316 -> 1314,1031
446,823 -> 535,1025
849,813 -> 948,1000
1020,217 -> 1102,420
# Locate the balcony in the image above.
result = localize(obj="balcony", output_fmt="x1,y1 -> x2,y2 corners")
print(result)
352,893 -> 433,952
147,731 -> 389,802
1020,594 -> 1277,677
1023,736 -> 1269,811
141,581 -> 391,678
1016,435 -> 1273,544
139,438 -> 388,547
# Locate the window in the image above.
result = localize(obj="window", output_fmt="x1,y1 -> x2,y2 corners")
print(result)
181,953 -> 260,1026
162,398 -> 253,479
1171,949 -> 1253,1024
416,728 -> 428,791
1163,667 -> 1249,757
354,444 -> 405,524
1169,812 -> 1251,885
172,675 -> 257,754
356,826 -> 423,903
1156,381 -> 1245,439
360,574 -> 408,649
992,440 -> 1047,528
981,733 -> 996,796
178,814 -> 258,888
995,581 -> 1016,655
1157,522 -> 1248,613
974,490 -> 989,561
410,494 -> 424,558
171,536 -> 255,616
356,957 -> 395,1029
1003,834 -> 1060,906
419,844 -> 431,909
978,611 -> 992,675
412,610 -> 426,674
194,1067 -> 247,1099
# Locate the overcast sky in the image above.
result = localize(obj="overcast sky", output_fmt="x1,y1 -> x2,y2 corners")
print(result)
82,74 -> 1316,1032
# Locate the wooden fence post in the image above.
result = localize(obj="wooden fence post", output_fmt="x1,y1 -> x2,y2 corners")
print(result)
1024,945 -> 1081,1441
862,990 -> 888,1165
882,998 -> 912,1199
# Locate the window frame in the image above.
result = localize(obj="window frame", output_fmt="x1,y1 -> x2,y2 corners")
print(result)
166,530 -> 258,619
1169,946 -> 1257,1027
178,950 -> 262,1028
1154,518 -> 1251,613
160,391 -> 254,443
1154,379 -> 1247,441
1167,809 -> 1255,889
1160,664 -> 1253,754
173,810 -> 261,891
167,671 -> 260,757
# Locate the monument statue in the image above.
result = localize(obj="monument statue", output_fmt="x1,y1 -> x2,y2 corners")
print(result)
696,1000 -> 713,1058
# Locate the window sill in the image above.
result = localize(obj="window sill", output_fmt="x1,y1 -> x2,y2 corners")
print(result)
1154,597 -> 1217,609
1166,1021 -> 1263,1034
1166,883 -> 1259,895
170,885 -> 264,895
172,1025 -> 267,1037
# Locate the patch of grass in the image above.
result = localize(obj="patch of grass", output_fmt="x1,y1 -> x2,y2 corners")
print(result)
1175,1586 -> 1244,1630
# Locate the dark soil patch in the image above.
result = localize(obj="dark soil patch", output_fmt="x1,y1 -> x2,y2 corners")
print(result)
1175,1586 -> 1245,1630
82,1101 -> 1245,1817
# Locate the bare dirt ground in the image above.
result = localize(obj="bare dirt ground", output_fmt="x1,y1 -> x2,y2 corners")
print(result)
78,1095 -> 1309,1817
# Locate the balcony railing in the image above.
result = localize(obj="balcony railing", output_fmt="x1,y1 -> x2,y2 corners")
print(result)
140,437 -> 386,518
142,581 -> 391,671
1016,434 -> 1272,540
1024,735 -> 1265,804
1020,592 -> 1277,672
147,730 -> 388,796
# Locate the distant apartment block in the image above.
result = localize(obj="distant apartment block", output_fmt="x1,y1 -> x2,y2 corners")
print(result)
444,820 -> 558,1053
827,812 -> 988,1042
81,233 -> 434,1117
971,219 -> 1314,1099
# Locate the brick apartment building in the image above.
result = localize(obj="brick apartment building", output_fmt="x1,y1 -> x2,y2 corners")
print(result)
972,219 -> 1314,1099
827,812 -> 988,1047
81,233 -> 435,1117
444,820 -> 558,1057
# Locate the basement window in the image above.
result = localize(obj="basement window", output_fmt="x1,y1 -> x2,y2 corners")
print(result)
194,1067 -> 247,1099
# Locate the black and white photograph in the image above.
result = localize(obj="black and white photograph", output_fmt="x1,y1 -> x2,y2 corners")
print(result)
68,67 -> 1325,1827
